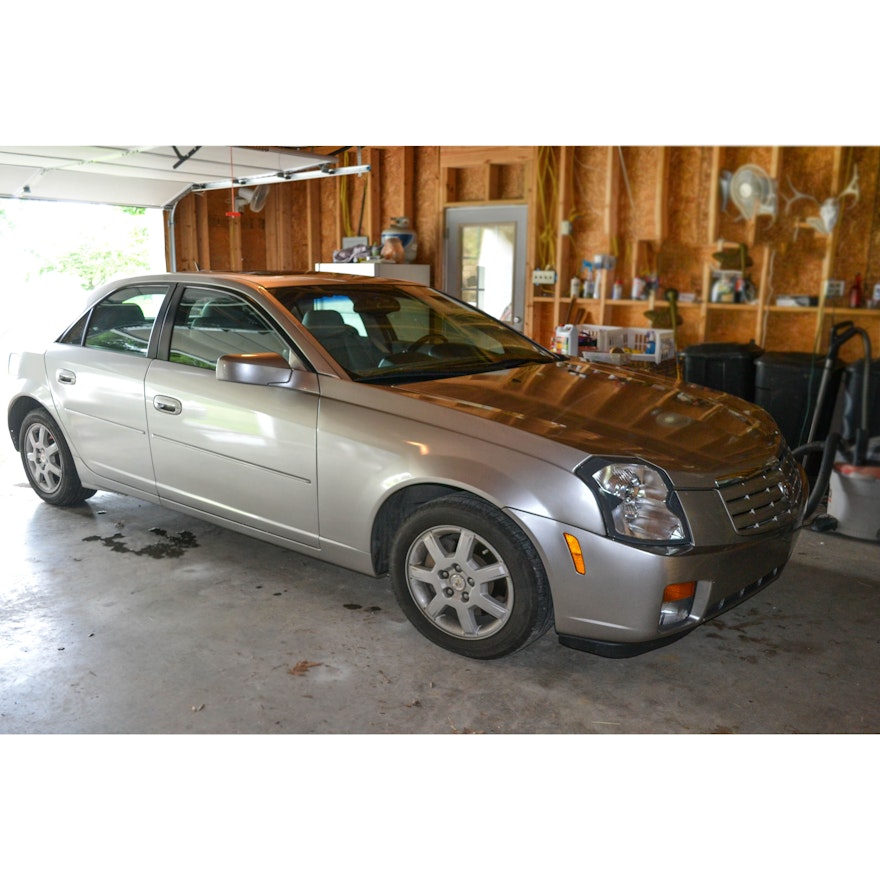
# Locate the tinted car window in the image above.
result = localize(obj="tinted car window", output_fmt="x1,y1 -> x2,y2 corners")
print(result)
271,282 -> 555,382
81,286 -> 168,356
168,287 -> 292,370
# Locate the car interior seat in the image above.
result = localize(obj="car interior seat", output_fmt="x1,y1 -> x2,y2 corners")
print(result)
302,309 -> 381,372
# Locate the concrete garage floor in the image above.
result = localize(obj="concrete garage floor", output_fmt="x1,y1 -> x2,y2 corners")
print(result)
1,449 -> 879,736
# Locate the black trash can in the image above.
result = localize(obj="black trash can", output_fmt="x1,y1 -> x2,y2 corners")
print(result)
842,358 -> 880,442
754,352 -> 844,449
683,341 -> 764,401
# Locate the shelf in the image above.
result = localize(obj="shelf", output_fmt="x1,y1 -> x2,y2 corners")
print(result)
768,306 -> 880,316
706,303 -> 759,310
822,307 -> 880,317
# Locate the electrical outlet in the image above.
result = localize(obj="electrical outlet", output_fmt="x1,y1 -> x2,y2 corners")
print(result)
532,269 -> 557,285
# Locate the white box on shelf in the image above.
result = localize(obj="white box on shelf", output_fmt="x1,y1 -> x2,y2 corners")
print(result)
315,262 -> 431,284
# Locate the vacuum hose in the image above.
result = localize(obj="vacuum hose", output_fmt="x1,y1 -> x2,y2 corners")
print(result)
793,433 -> 841,519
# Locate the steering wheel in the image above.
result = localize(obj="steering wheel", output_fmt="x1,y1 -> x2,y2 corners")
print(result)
405,332 -> 448,353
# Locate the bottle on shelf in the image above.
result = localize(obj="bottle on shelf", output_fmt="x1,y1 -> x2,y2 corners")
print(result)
849,273 -> 863,308
581,261 -> 594,298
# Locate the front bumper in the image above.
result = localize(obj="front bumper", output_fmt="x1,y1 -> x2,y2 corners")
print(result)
507,506 -> 802,656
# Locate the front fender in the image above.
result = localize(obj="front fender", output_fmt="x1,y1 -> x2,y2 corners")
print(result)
315,391 -> 606,559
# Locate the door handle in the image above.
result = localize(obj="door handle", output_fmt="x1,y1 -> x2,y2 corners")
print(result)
152,395 -> 182,415
56,369 -> 76,385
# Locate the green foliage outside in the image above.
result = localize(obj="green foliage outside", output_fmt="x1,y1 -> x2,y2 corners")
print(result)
38,205 -> 153,289
1,199 -> 164,293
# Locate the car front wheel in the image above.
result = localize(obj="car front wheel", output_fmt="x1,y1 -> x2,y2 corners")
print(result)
390,494 -> 553,659
20,410 -> 96,506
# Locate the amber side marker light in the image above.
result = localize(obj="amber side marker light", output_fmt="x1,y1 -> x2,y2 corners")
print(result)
563,533 -> 586,575
660,581 -> 697,629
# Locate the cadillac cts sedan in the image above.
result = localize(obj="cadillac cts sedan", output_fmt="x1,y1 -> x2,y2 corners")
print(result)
6,272 -> 806,659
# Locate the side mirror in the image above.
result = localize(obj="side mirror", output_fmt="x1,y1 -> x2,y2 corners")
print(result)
216,352 -> 294,386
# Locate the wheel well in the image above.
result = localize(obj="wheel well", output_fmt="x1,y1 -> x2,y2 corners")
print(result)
371,484 -> 462,575
7,397 -> 44,451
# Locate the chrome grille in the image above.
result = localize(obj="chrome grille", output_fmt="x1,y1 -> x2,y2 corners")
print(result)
716,452 -> 804,535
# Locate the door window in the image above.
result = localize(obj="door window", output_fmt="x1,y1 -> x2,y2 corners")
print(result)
444,206 -> 527,327
169,288 -> 293,370
81,285 -> 168,356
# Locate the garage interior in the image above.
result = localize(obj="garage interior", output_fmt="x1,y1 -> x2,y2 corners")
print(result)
1,144 -> 879,738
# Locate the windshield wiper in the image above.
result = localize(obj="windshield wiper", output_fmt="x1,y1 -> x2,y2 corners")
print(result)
354,356 -> 555,385
476,355 -> 559,371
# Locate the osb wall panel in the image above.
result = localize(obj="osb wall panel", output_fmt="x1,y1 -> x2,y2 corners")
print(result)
661,147 -> 714,295
569,146 -> 610,277
618,147 -> 662,246
764,146 -> 836,299
379,146 -> 406,227
833,146 -> 878,285
456,166 -> 491,202
319,175 -> 339,265
239,209 -> 266,272
206,191 -> 233,270
762,314 -> 801,351
495,164 -> 525,200
414,146 -> 440,278
261,180 -> 313,271
705,309 -> 759,344
282,182 -> 311,270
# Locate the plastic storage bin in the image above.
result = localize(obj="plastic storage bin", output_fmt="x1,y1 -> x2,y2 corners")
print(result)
682,342 -> 764,401
622,328 -> 676,364
577,324 -> 626,352
753,352 -> 844,449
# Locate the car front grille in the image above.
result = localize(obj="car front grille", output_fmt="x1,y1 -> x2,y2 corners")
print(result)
715,451 -> 805,535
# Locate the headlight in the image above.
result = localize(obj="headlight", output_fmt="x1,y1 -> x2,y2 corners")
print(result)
579,459 -> 690,546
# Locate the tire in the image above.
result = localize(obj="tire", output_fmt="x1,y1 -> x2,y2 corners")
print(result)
19,410 -> 96,506
390,494 -> 553,659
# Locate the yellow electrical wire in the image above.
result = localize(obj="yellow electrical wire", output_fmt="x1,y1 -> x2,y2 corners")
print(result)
338,151 -> 353,239
535,146 -> 560,275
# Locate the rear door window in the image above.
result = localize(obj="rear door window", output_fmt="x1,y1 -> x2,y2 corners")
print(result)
80,285 -> 168,356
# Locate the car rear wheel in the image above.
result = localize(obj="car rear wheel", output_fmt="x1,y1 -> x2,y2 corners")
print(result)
20,410 -> 96,506
390,494 -> 553,659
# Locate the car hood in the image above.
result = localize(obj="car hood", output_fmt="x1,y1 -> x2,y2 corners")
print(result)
397,360 -> 783,486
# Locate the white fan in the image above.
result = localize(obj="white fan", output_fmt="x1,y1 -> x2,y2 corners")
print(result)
730,165 -> 777,221
235,184 -> 270,212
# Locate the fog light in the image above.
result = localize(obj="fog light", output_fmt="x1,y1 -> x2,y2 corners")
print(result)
563,533 -> 586,575
659,581 -> 696,629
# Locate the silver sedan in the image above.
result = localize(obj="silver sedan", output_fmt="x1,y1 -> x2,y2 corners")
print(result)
6,272 -> 806,659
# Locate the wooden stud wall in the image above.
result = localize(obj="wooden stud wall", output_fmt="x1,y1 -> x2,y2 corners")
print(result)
168,145 -> 880,361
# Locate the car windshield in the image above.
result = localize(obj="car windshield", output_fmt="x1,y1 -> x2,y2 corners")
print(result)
269,282 -> 558,382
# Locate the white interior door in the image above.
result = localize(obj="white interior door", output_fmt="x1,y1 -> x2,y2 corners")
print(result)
444,206 -> 527,327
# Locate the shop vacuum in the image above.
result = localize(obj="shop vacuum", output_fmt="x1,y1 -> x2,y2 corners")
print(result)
793,321 -> 880,542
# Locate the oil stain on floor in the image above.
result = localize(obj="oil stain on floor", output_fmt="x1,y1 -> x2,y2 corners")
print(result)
81,528 -> 199,559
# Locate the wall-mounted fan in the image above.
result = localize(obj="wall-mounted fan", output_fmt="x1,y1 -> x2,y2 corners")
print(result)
729,165 -> 777,221
235,184 -> 270,212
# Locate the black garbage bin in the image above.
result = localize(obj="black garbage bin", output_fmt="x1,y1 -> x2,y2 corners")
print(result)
842,357 -> 880,442
754,352 -> 844,449
682,341 -> 764,401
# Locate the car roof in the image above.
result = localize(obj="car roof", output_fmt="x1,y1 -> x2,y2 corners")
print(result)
99,270 -> 425,292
